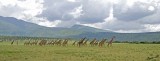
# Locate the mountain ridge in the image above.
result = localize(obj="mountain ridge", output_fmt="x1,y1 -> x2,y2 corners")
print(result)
0,16 -> 160,41
0,16 -> 109,37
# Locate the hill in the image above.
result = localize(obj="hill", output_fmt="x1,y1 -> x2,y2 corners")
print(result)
0,16 -> 109,37
0,16 -> 160,41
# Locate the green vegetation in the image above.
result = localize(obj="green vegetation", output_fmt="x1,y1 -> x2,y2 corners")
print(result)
0,41 -> 160,61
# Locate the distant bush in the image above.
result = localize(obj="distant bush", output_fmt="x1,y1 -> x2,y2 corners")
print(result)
128,41 -> 160,44
114,41 -> 121,43
152,41 -> 160,44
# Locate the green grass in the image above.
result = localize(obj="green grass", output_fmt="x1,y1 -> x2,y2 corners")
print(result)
0,41 -> 160,61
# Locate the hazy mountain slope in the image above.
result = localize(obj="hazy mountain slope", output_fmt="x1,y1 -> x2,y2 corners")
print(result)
0,16 -> 109,37
1,16 -> 160,41
70,24 -> 112,32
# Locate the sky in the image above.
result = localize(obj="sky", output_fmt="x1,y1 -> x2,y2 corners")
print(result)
0,0 -> 160,33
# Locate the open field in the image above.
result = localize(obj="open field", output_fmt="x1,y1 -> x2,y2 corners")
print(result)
0,41 -> 160,61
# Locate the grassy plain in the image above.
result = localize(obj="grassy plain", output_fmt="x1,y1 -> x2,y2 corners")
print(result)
0,41 -> 160,61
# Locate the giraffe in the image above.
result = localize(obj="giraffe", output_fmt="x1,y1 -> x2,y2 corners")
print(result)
72,41 -> 76,46
34,41 -> 38,45
99,39 -> 107,47
30,41 -> 34,45
77,37 -> 86,47
39,40 -> 47,46
83,39 -> 89,46
56,39 -> 63,46
51,39 -> 58,45
16,41 -> 18,45
94,41 -> 99,46
30,41 -> 38,45
24,41 -> 30,45
52,40 -> 57,45
47,41 -> 53,45
90,38 -> 96,46
11,40 -> 15,45
27,41 -> 31,45
107,36 -> 116,47
24,41 -> 27,45
51,40 -> 55,45
62,39 -> 68,46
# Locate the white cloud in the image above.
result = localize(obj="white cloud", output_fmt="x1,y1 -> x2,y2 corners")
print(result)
0,0 -> 18,6
144,24 -> 160,32
148,6 -> 155,11
0,0 -> 55,27
69,5 -> 83,18
26,17 -> 61,27
56,20 -> 79,27
126,0 -> 136,7
67,0 -> 77,2
114,30 -> 146,33
38,20 -> 61,27
0,0 -> 44,19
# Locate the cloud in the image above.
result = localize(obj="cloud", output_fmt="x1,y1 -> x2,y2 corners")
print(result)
27,17 -> 61,27
38,0 -> 81,21
67,0 -> 77,2
144,24 -> 160,32
83,16 -> 146,33
113,1 -> 157,21
39,0 -> 111,23
56,20 -> 79,27
138,13 -> 160,24
82,0 -> 160,33
0,0 -> 43,19
0,0 -> 160,33
76,0 -> 111,24
38,20 -> 61,27
0,0 -> 47,26
69,5 -> 83,19
0,4 -> 24,18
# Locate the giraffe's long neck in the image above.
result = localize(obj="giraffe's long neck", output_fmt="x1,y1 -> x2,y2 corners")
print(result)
109,37 -> 114,43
